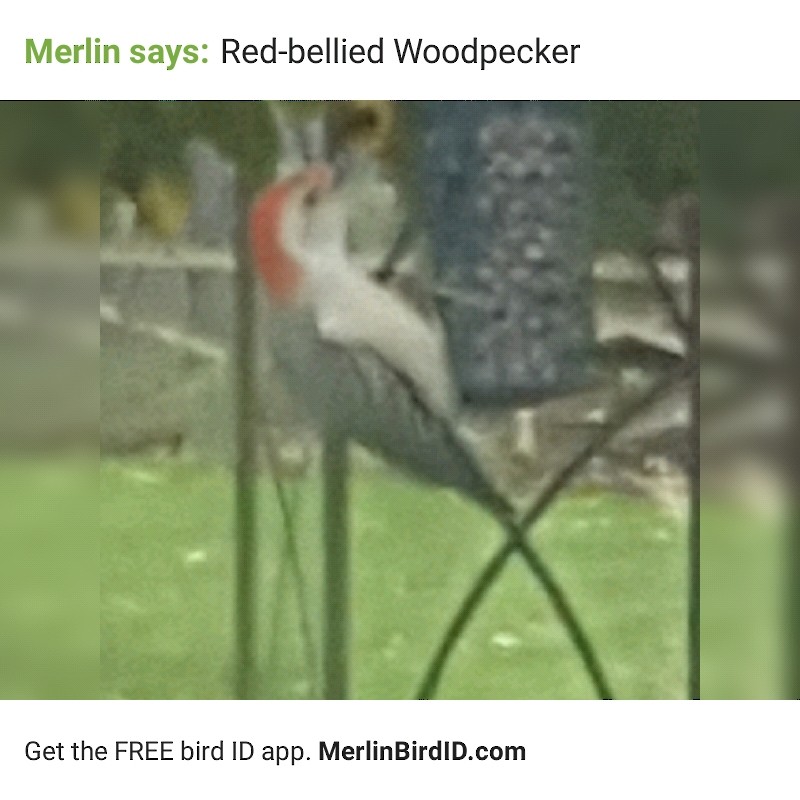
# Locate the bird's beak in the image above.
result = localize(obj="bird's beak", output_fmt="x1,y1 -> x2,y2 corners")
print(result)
295,110 -> 359,189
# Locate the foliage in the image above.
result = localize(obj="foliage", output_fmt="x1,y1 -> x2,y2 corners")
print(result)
590,101 -> 698,252
0,99 -> 699,241
98,101 -> 279,193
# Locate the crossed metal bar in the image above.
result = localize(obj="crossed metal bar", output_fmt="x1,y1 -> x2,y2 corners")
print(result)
416,364 -> 689,700
417,247 -> 695,701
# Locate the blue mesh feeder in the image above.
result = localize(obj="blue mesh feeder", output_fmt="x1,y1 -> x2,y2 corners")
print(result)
415,101 -> 595,408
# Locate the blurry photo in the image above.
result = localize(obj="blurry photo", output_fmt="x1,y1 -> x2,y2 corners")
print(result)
0,100 -> 791,699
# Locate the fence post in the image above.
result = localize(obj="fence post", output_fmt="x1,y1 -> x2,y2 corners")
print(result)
322,434 -> 350,699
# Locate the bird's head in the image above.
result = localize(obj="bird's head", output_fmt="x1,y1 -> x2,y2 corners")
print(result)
249,162 -> 343,305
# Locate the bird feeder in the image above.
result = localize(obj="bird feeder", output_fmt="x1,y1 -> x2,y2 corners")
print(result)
415,101 -> 595,407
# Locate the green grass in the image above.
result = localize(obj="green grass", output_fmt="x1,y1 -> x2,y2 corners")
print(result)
700,503 -> 783,699
2,459 -> 687,699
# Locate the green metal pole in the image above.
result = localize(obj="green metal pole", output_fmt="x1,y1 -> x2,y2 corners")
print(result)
234,187 -> 259,700
322,435 -> 350,699
686,203 -> 701,701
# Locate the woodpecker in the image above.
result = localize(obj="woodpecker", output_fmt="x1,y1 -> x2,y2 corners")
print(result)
248,161 -> 514,521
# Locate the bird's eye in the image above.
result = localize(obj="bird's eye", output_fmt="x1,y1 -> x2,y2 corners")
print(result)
303,189 -> 319,208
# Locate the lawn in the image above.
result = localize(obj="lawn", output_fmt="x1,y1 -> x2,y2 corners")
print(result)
1,459 -> 688,699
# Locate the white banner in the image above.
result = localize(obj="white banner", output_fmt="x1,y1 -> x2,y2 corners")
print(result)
1,701 -> 797,799
0,0 -> 797,99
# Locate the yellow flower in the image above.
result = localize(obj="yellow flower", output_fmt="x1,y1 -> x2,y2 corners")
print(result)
137,174 -> 190,240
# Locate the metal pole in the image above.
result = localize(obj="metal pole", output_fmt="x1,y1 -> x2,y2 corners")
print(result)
322,434 -> 350,699
686,205 -> 701,701
789,220 -> 800,701
234,186 -> 259,700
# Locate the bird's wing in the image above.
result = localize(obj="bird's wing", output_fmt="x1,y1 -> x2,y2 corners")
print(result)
311,266 -> 455,418
268,308 -> 512,520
